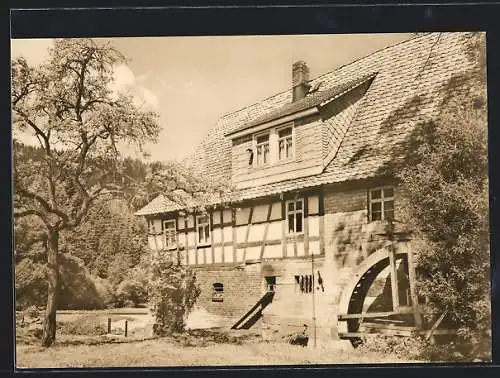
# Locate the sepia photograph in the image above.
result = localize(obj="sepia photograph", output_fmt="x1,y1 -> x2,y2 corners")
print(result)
11,31 -> 491,368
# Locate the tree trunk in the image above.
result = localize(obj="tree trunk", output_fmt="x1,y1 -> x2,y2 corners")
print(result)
41,229 -> 59,347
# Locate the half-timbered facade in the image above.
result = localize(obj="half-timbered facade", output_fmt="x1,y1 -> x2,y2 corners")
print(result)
136,33 -> 480,344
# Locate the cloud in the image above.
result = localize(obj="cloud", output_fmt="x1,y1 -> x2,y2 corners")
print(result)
110,64 -> 159,110
10,39 -> 54,65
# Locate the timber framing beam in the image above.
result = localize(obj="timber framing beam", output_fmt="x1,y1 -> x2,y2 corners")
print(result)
260,203 -> 274,259
388,246 -> 400,311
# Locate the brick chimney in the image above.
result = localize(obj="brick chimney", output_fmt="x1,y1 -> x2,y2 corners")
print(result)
292,60 -> 311,101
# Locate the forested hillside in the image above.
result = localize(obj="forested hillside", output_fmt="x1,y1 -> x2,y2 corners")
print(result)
14,142 -> 157,310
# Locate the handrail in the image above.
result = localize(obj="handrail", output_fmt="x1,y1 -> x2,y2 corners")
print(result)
231,291 -> 274,330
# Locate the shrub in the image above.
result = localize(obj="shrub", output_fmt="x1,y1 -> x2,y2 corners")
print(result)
358,333 -> 491,362
58,315 -> 107,336
93,276 -> 115,308
15,259 -> 48,309
148,251 -> 200,336
358,335 -> 424,360
23,305 -> 40,319
58,253 -> 107,310
114,279 -> 148,308
107,253 -> 134,288
397,33 -> 490,349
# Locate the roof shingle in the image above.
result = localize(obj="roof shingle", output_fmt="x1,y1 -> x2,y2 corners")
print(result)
225,72 -> 377,137
136,33 -> 478,216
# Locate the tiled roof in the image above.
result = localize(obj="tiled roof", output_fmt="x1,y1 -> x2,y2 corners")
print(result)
135,194 -> 178,216
134,190 -> 224,216
225,73 -> 377,137
136,33 -> 478,216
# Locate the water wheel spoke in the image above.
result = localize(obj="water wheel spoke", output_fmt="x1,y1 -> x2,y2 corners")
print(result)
341,250 -> 417,347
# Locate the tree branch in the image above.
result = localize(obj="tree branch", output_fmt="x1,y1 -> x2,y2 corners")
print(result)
15,186 -> 69,225
13,209 -> 52,229
14,209 -> 45,218
12,108 -> 49,146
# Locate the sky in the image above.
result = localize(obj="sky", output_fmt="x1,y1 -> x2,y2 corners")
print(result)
11,33 -> 413,163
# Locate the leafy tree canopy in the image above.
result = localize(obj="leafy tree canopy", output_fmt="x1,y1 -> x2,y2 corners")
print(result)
397,33 -> 489,349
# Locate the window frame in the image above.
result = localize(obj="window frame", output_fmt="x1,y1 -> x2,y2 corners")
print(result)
265,276 -> 277,293
253,131 -> 271,167
277,125 -> 295,161
147,219 -> 156,234
162,219 -> 177,249
251,125 -> 295,168
212,282 -> 224,302
368,186 -> 395,222
286,198 -> 304,235
196,214 -> 211,246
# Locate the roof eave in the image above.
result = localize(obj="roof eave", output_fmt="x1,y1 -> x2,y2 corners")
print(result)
224,107 -> 319,139
224,72 -> 378,140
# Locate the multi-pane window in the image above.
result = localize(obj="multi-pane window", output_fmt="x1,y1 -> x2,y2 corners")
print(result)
255,133 -> 270,166
163,220 -> 177,248
197,215 -> 211,245
369,187 -> 395,221
252,126 -> 295,167
286,199 -> 304,234
278,127 -> 293,160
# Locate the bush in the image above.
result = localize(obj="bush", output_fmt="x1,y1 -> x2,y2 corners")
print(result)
107,253 -> 134,288
15,259 -> 48,309
358,333 -> 491,362
58,315 -> 107,336
358,335 -> 424,360
23,305 -> 41,319
93,276 -> 115,308
397,33 -> 490,348
16,253 -> 115,311
148,251 -> 200,336
58,253 -> 107,310
114,279 -> 148,308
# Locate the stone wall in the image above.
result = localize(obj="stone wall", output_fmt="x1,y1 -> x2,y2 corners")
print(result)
192,264 -> 263,322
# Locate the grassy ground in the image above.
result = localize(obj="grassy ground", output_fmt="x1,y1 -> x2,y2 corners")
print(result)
16,337 -> 415,368
16,310 -> 421,368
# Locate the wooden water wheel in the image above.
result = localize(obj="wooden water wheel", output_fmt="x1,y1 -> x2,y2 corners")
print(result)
337,245 -> 455,347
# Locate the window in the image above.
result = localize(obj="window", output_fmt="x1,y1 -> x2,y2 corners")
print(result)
286,199 -> 304,234
278,127 -> 293,160
147,220 -> 155,234
212,283 -> 224,302
295,275 -> 314,294
163,220 -> 177,248
369,187 -> 394,221
255,133 -> 270,166
197,215 -> 211,245
252,126 -> 295,167
265,276 -> 277,293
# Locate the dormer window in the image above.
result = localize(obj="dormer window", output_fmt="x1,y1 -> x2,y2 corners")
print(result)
278,127 -> 293,160
252,125 -> 295,168
255,133 -> 270,166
